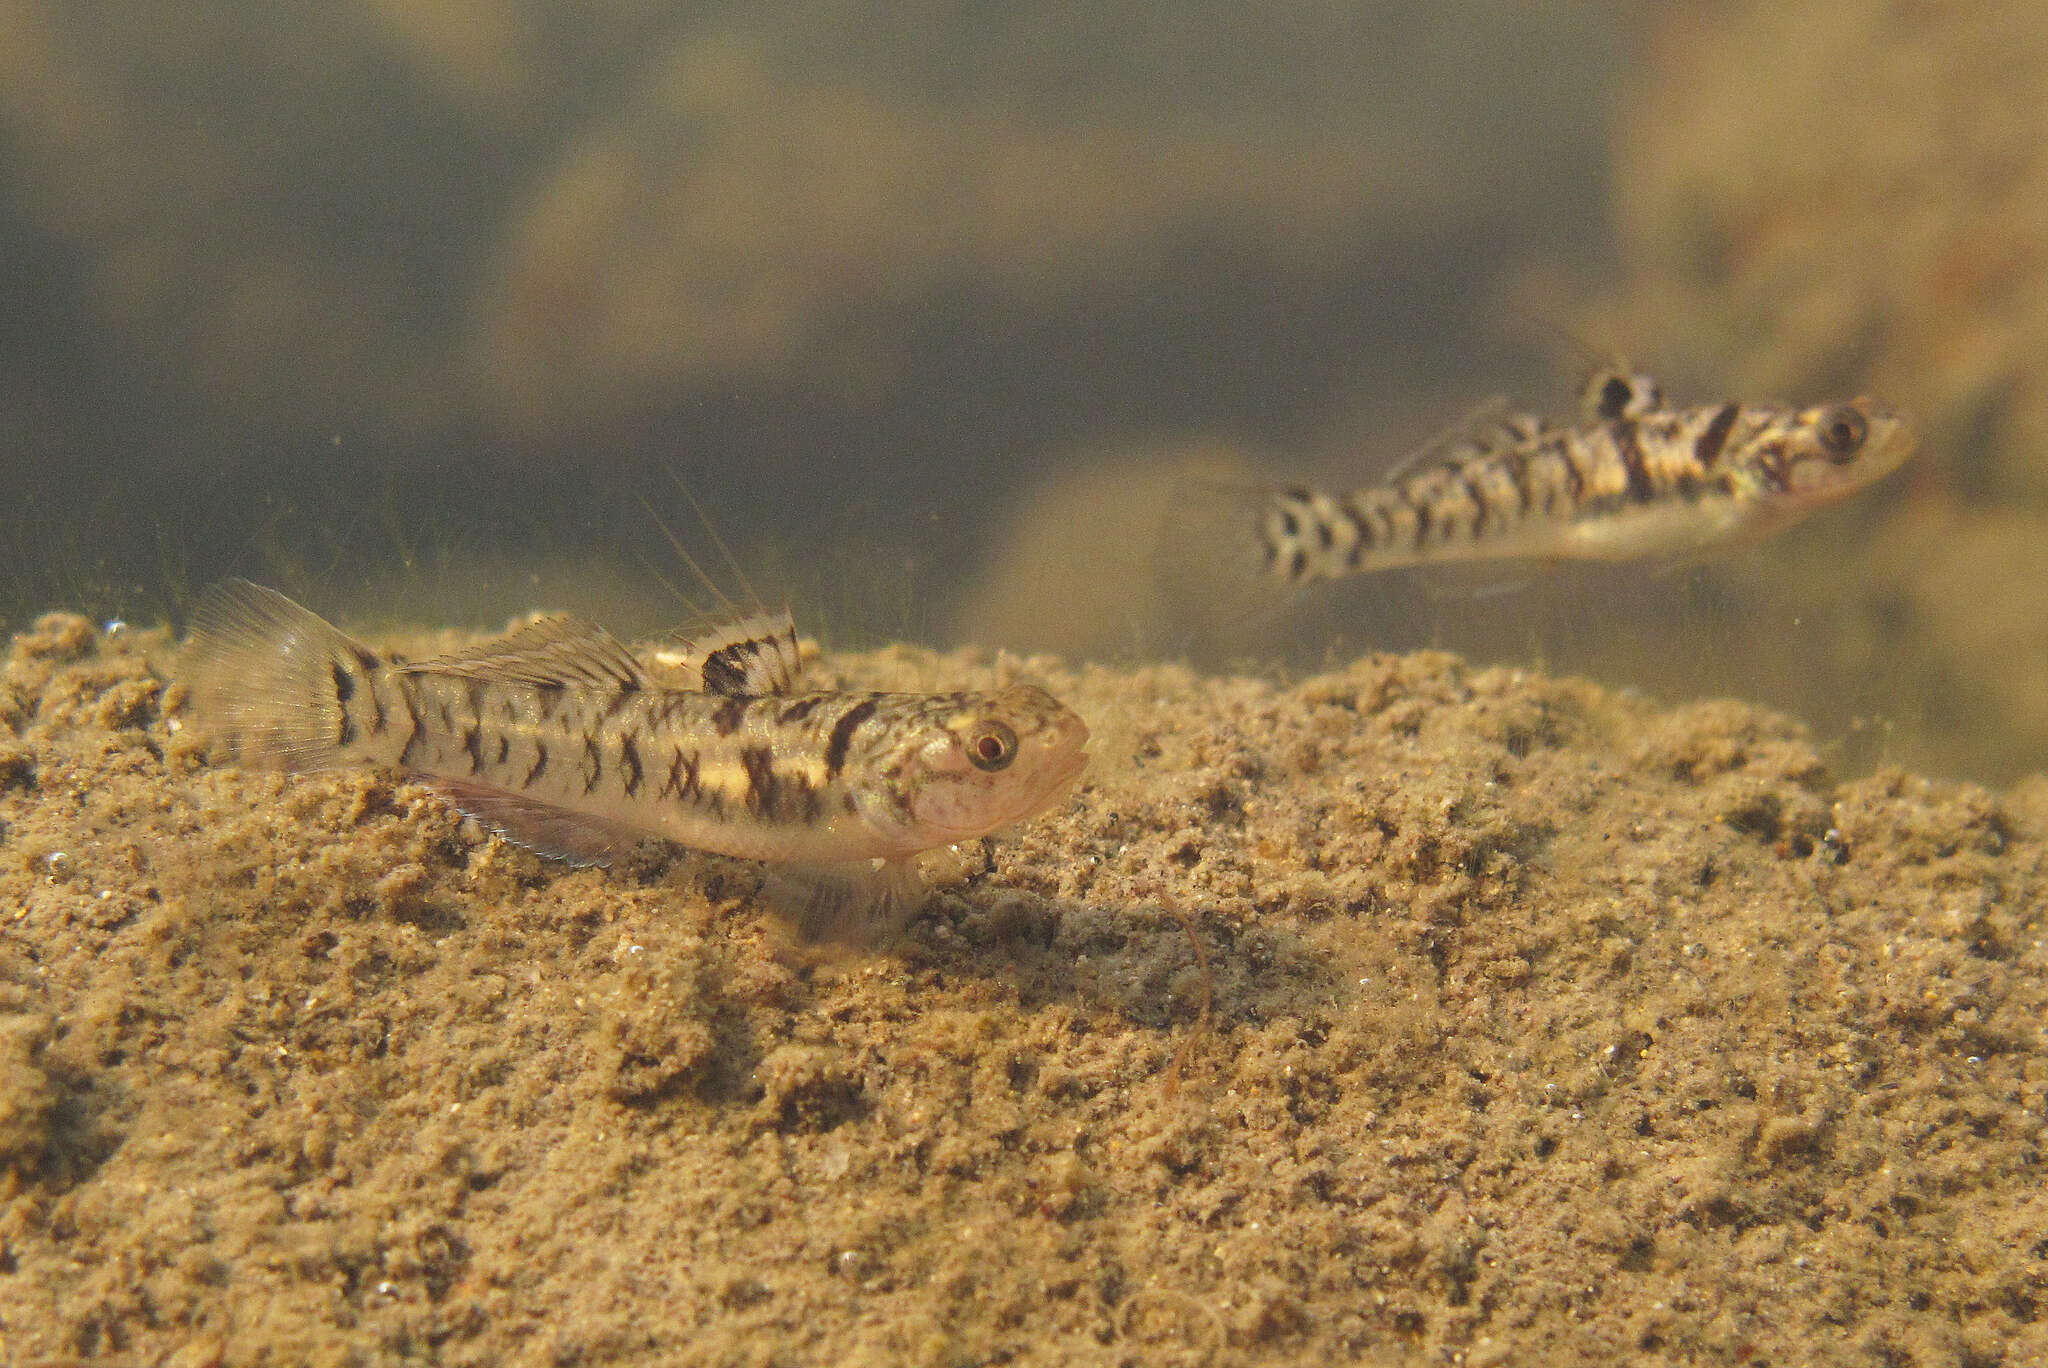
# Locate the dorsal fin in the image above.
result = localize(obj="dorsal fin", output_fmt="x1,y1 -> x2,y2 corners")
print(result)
1382,395 -> 1546,482
1578,360 -> 1665,425
667,609 -> 804,696
400,615 -> 646,693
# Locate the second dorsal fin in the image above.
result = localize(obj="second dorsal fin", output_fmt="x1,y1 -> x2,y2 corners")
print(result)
669,609 -> 804,696
400,615 -> 647,693
1381,395 -> 1547,483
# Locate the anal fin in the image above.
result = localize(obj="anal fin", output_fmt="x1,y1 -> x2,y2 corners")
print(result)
420,775 -> 645,866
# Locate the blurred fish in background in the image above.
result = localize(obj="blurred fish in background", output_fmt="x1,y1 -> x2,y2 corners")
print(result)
2,0 -> 2045,780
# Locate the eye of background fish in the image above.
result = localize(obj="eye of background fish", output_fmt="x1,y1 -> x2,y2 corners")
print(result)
1819,406 -> 1868,461
965,721 -> 1017,772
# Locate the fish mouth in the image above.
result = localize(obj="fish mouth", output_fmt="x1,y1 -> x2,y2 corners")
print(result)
1034,742 -> 1091,807
1849,401 -> 1918,478
917,734 -> 1091,842
988,738 -> 1091,830
1871,412 -> 1917,469
1035,714 -> 1093,803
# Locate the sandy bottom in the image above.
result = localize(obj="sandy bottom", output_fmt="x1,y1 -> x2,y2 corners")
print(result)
1,612 -> 2044,1366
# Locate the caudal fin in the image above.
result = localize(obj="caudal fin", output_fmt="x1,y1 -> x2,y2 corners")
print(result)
1150,469 -> 1305,644
182,579 -> 378,772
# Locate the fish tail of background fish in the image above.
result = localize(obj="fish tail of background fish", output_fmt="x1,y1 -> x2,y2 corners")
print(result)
1152,474 -> 1323,634
1249,392 -> 1915,586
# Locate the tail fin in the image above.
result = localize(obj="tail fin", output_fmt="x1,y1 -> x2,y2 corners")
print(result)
182,579 -> 378,772
1150,468 -> 1304,644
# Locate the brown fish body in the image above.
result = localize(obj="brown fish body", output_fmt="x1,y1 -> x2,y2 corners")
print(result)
345,668 -> 1074,865
183,583 -> 1089,879
1246,371 -> 1917,585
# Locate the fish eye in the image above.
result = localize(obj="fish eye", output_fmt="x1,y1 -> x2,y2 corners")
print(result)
964,721 -> 1017,772
1818,406 -> 1868,461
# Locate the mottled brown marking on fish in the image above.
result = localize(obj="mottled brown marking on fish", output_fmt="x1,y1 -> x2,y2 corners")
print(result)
1502,448 -> 1533,514
1462,474 -> 1489,536
1755,444 -> 1790,494
619,734 -> 642,797
740,745 -> 777,815
824,698 -> 879,779
779,696 -> 824,725
1280,490 -> 1309,530
660,746 -> 699,802
1695,401 -> 1739,469
1613,419 -> 1655,504
399,691 -> 426,768
1595,373 -> 1633,421
704,659 -> 743,693
1556,439 -> 1588,504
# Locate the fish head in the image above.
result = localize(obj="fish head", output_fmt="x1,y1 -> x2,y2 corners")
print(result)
863,685 -> 1090,850
1773,399 -> 1917,505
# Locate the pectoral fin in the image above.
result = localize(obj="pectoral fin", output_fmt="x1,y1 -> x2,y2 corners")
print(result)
760,858 -> 926,943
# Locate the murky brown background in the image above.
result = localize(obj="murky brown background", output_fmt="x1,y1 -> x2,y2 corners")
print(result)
6,1 -> 2043,779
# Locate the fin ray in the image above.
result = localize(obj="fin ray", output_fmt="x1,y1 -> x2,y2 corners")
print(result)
419,775 -> 643,866
401,616 -> 646,694
668,609 -> 805,695
183,579 -> 376,771
761,858 -> 925,943
1380,394 -> 1529,482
